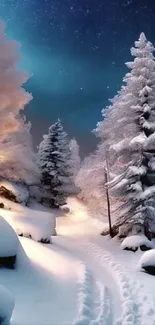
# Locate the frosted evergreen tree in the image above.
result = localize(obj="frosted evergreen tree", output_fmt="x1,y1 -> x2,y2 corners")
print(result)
69,138 -> 81,178
96,33 -> 155,236
0,20 -> 40,186
37,119 -> 74,207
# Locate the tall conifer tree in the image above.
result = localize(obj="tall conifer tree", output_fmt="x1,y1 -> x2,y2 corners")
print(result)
37,119 -> 74,207
96,33 -> 155,234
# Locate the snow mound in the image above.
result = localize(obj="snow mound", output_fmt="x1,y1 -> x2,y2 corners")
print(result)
0,284 -> 15,325
0,208 -> 56,243
139,249 -> 155,267
138,249 -> 155,275
121,235 -> 153,251
0,180 -> 29,205
0,215 -> 19,257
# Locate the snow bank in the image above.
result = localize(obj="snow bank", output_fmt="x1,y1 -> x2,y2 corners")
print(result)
121,235 -> 153,251
0,180 -> 29,205
0,284 -> 15,325
0,215 -> 19,257
0,208 -> 56,243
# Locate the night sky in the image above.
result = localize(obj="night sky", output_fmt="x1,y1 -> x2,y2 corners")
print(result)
0,0 -> 155,156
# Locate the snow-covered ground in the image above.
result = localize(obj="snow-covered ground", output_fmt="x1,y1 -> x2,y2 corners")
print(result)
1,197 -> 155,324
56,198 -> 155,325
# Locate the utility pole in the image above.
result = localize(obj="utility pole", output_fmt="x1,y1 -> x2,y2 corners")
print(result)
104,158 -> 113,237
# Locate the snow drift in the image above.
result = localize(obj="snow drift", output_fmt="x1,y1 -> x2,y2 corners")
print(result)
0,208 -> 56,243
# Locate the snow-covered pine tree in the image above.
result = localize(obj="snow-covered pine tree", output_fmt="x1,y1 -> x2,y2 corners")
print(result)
69,138 -> 81,178
0,20 -> 40,188
95,33 -> 155,236
37,119 -> 74,208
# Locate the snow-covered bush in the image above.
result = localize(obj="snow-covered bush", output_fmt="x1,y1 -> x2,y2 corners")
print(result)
0,284 -> 15,325
0,20 -> 40,185
95,33 -> 155,236
121,235 -> 153,252
0,208 -> 56,243
37,119 -> 74,208
139,249 -> 155,275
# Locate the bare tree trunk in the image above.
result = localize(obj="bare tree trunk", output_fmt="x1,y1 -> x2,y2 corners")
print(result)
105,159 -> 113,237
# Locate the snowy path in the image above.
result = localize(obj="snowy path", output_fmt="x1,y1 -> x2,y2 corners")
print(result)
54,237 -> 114,325
72,261 -> 113,325
56,197 -> 155,325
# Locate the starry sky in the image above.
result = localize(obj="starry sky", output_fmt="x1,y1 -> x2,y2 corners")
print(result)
0,0 -> 155,156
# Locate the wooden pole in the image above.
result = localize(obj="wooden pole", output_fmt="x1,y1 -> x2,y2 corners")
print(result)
105,159 -> 112,237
